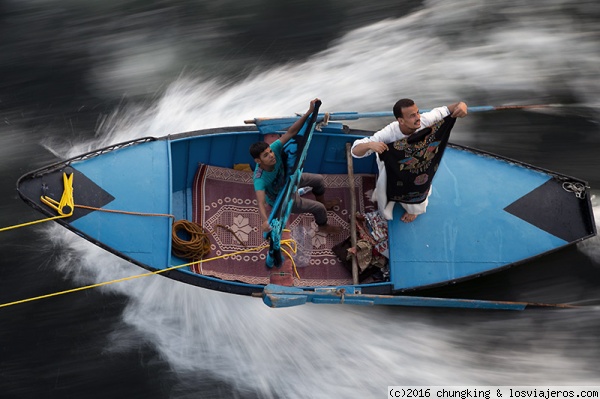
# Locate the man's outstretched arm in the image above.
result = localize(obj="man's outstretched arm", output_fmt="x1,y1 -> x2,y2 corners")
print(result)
279,98 -> 320,146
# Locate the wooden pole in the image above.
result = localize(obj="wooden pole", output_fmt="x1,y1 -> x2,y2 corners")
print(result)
346,143 -> 359,285
309,104 -> 561,122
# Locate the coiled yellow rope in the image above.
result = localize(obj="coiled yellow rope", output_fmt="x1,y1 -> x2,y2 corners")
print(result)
171,219 -> 211,260
0,237 -> 299,309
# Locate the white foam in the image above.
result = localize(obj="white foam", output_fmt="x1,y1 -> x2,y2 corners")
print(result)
43,1 -> 600,395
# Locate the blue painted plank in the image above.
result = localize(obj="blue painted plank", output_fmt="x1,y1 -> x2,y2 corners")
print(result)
262,285 -> 527,310
388,147 -> 567,290
70,140 -> 172,270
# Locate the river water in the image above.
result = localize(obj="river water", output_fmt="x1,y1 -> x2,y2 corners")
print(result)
1,1 -> 599,398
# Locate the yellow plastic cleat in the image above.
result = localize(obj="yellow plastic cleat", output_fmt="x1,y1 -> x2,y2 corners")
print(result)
40,170 -> 74,217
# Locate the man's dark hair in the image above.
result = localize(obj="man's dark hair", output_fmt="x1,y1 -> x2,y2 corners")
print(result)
393,98 -> 415,119
249,141 -> 270,159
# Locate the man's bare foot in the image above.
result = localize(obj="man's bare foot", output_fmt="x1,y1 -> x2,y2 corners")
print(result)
401,212 -> 418,223
318,224 -> 342,235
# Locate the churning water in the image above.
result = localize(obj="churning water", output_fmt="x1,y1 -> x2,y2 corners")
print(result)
2,0 -> 600,397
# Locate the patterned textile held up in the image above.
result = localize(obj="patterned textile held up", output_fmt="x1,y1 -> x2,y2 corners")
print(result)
379,115 -> 456,204
264,101 -> 321,268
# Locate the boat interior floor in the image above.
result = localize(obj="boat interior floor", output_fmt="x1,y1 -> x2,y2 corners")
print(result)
189,163 -> 380,286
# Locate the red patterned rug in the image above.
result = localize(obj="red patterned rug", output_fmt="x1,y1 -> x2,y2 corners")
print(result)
191,163 -> 377,286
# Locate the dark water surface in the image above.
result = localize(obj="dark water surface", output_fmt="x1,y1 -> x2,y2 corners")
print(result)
1,1 -> 599,398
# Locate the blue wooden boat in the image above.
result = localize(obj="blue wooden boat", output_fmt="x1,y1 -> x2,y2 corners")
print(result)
16,106 -> 596,310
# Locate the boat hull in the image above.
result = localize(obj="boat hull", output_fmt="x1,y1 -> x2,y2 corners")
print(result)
16,124 -> 596,302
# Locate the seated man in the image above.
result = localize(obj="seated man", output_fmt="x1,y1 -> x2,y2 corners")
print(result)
351,98 -> 468,222
250,98 -> 340,234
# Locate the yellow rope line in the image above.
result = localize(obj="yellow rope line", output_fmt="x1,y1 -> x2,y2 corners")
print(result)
2,169 -> 172,234
1,171 -> 303,308
280,238 -> 301,279
0,238 -> 298,309
0,214 -> 71,232
0,206 -> 174,233
280,246 -> 300,279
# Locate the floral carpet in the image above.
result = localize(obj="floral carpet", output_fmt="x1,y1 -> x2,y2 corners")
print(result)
191,163 -> 376,286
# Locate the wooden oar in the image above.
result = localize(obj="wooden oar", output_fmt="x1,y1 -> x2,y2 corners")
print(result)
261,284 -> 586,310
246,104 -> 562,133
322,104 -> 560,121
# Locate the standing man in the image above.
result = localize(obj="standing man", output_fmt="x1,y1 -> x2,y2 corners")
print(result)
250,98 -> 340,234
351,99 -> 468,222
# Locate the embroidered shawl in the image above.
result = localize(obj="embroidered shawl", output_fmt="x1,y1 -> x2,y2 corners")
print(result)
379,115 -> 456,204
